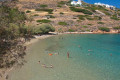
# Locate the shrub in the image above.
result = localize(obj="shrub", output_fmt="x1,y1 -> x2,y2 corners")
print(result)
68,29 -> 75,32
111,15 -> 120,20
58,1 -> 66,5
60,12 -> 64,14
19,25 -> 34,35
82,25 -> 88,28
34,14 -> 39,16
99,27 -> 110,32
97,22 -> 105,24
58,22 -> 68,26
40,4 -> 48,8
118,13 -> 120,16
33,24 -> 55,34
87,24 -> 92,25
85,5 -> 108,12
113,26 -> 120,30
97,22 -> 104,24
103,11 -> 111,16
86,16 -> 102,20
94,16 -> 102,20
36,19 -> 51,23
57,5 -> 62,7
70,7 -> 93,15
86,29 -> 90,31
26,10 -> 31,13
86,17 -> 94,20
78,15 -> 85,20
35,9 -> 53,14
45,15 -> 55,18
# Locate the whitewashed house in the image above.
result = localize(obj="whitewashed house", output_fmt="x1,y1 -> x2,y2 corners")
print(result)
94,2 -> 116,10
71,0 -> 82,6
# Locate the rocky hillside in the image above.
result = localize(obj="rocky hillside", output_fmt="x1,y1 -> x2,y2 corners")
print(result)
17,0 -> 120,33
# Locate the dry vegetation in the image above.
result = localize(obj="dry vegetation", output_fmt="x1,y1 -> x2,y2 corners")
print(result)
17,0 -> 120,32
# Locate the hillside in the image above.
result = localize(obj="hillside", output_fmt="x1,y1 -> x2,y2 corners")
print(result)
17,0 -> 120,33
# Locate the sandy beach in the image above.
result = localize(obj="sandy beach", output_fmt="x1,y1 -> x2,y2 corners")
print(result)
24,34 -> 57,46
0,33 -> 57,80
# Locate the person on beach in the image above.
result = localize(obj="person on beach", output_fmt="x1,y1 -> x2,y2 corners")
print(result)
42,64 -> 46,68
38,61 -> 40,64
42,64 -> 53,68
67,52 -> 69,58
50,64 -> 53,68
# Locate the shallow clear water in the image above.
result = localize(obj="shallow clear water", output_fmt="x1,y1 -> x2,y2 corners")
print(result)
9,34 -> 120,80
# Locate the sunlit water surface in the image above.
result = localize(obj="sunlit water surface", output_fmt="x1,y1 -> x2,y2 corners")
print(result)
9,34 -> 120,80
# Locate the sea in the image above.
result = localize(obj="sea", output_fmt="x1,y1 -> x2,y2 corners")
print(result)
8,34 -> 120,80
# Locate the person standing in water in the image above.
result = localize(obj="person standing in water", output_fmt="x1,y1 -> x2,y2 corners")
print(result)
67,52 -> 69,58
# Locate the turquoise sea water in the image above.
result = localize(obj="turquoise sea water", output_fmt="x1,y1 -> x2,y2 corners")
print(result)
9,34 -> 120,80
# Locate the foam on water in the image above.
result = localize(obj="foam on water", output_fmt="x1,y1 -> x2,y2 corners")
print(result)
9,34 -> 120,80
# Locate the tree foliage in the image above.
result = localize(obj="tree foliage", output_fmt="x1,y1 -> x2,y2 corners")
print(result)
0,2 -> 30,68
33,24 -> 55,34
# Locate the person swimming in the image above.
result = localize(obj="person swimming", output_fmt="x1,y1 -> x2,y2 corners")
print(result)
55,52 -> 59,55
88,49 -> 92,52
67,52 -> 69,58
110,53 -> 112,56
87,53 -> 91,56
78,45 -> 80,48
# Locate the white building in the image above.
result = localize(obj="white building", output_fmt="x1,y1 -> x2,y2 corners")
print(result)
71,0 -> 82,6
94,2 -> 116,10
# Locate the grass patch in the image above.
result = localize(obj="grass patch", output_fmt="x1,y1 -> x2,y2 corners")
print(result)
70,7 -> 93,15
77,15 -> 101,20
26,10 -> 31,13
58,1 -> 66,5
97,22 -> 105,24
45,15 -> 55,18
40,4 -> 48,8
36,19 -> 51,23
111,15 -> 120,20
99,27 -> 110,32
113,26 -> 120,29
77,15 -> 85,20
84,5 -> 111,16
68,29 -> 75,32
85,5 -> 108,12
60,12 -> 64,15
57,5 -> 62,7
34,14 -> 39,16
35,8 -> 53,14
58,22 -> 68,26
87,24 -> 93,25
82,25 -> 88,28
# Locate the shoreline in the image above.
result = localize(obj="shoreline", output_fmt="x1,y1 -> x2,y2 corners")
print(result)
62,31 -> 120,34
0,33 -> 57,80
24,34 -> 57,46
0,32 -> 120,80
